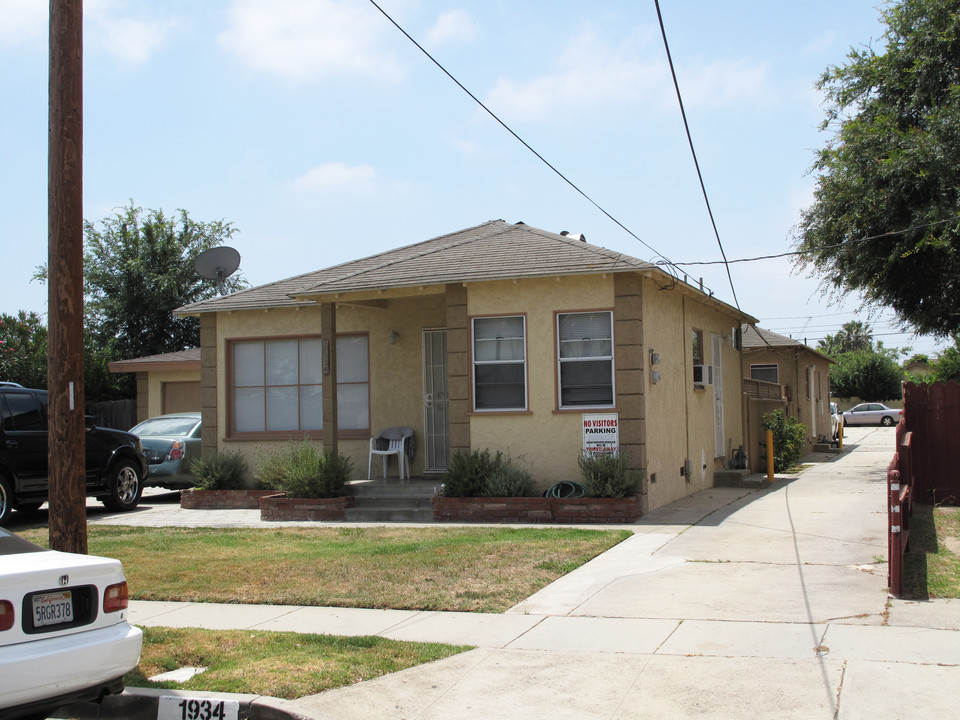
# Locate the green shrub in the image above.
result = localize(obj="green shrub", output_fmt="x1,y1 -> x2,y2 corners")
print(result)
442,449 -> 533,497
190,452 -> 250,490
254,441 -> 353,498
484,464 -> 534,497
761,409 -> 807,472
577,451 -> 643,499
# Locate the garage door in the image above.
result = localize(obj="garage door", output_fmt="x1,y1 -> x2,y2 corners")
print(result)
162,381 -> 201,414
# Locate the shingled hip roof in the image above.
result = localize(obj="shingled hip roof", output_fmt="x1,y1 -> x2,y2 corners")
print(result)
176,220 -> 750,322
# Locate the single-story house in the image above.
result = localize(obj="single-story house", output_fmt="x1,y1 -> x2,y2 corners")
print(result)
173,220 -> 756,514
740,325 -> 835,448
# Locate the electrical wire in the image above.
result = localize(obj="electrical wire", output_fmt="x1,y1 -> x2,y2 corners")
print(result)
653,0 -> 743,317
365,0 -> 689,280
669,215 -> 960,267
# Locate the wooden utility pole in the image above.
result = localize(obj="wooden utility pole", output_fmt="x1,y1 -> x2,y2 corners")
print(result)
48,0 -> 87,554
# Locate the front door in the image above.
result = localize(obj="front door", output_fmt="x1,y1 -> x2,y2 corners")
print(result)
712,333 -> 724,459
422,329 -> 450,472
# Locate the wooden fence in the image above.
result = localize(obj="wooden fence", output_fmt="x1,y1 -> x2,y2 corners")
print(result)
86,398 -> 136,431
902,381 -> 960,505
887,424 -> 913,598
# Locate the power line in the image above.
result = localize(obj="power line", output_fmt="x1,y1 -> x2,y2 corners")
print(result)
366,0 -> 685,279
653,0 -> 742,315
670,215 -> 960,267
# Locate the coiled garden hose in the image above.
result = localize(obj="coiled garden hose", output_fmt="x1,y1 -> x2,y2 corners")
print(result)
544,481 -> 587,498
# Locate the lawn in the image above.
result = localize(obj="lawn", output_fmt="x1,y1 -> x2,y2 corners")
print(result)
16,524 -> 630,698
18,525 -> 631,613
902,504 -> 960,599
129,627 -> 468,699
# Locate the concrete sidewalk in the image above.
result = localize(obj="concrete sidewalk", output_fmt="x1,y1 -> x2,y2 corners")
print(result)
73,426 -> 960,719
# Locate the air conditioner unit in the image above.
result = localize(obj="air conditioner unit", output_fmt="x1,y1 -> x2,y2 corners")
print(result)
693,364 -> 714,386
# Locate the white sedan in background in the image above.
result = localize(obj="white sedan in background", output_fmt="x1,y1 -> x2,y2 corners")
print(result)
0,529 -> 142,720
841,402 -> 903,427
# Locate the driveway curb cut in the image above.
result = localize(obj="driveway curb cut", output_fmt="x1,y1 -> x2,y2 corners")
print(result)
55,687 -> 310,720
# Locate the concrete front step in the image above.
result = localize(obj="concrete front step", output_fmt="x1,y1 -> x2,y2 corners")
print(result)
345,478 -> 439,522
713,469 -> 766,488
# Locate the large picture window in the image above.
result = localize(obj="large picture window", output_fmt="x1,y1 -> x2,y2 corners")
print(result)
472,315 -> 527,411
230,335 -> 368,434
557,311 -> 614,408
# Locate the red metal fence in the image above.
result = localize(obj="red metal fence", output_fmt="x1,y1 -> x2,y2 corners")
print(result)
902,381 -> 960,505
887,425 -> 913,597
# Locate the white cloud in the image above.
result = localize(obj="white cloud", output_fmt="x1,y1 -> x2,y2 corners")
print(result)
293,162 -> 379,194
218,0 -> 403,82
0,0 -> 47,47
486,27 -> 770,123
80,0 -> 180,65
424,9 -> 477,48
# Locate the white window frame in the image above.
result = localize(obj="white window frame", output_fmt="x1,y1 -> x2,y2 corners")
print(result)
471,315 -> 527,411
229,334 -> 369,436
557,310 -> 615,409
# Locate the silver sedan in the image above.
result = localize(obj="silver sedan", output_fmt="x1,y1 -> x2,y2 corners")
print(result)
840,402 -> 903,427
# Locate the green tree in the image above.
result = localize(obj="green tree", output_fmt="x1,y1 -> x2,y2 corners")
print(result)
927,339 -> 960,382
817,320 -> 875,356
831,350 -> 904,401
0,311 -> 48,388
80,203 -> 245,361
794,0 -> 960,338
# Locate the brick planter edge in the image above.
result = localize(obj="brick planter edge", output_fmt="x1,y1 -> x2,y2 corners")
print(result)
259,493 -> 356,522
181,489 -> 277,510
432,495 -> 640,524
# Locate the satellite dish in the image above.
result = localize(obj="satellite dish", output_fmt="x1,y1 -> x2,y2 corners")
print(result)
194,246 -> 241,295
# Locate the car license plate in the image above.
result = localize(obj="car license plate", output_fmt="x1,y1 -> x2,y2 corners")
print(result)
157,696 -> 239,720
32,590 -> 73,627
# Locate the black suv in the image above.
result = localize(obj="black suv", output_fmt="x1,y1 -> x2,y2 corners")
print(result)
0,385 -> 148,525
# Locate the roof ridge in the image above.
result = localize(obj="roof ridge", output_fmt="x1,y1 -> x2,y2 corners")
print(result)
295,220 -> 512,294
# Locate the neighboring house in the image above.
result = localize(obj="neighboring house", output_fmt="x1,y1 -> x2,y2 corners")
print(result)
740,325 -> 835,449
174,220 -> 756,514
108,349 -> 201,423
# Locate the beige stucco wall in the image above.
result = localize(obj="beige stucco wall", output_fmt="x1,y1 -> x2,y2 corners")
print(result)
641,279 -> 745,508
465,275 -> 613,490
213,294 -> 446,480
742,347 -> 834,447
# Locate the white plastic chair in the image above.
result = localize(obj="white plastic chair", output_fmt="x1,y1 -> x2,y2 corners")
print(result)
368,427 -> 414,480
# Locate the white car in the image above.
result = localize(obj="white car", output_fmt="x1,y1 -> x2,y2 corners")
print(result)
0,529 -> 142,720
841,402 -> 903,427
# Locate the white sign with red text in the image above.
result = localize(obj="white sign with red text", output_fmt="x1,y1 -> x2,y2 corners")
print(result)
582,413 -> 619,455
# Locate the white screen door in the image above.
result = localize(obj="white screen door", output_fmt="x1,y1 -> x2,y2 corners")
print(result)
712,333 -> 724,459
423,329 -> 450,472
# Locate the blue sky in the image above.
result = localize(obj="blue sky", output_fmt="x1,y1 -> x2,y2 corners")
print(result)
0,0 -> 945,358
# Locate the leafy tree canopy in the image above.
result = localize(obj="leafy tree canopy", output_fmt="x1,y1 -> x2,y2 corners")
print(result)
38,202 -> 245,362
817,320 -> 875,356
794,0 -> 960,338
0,311 -> 48,388
831,349 -> 904,401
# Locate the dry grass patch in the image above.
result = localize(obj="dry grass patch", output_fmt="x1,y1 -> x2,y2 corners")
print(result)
128,626 -> 467,699
18,525 -> 630,613
902,504 -> 960,599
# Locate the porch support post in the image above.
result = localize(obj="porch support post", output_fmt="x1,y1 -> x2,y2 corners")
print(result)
445,284 -> 470,456
614,273 -> 648,513
320,302 -> 338,455
199,313 -> 218,458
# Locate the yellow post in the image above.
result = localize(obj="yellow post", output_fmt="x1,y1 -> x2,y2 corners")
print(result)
838,421 -> 843,450
766,429 -> 775,483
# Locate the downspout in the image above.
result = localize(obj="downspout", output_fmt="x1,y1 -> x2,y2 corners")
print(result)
807,364 -> 817,439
